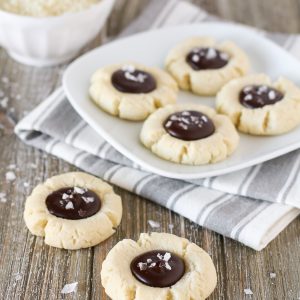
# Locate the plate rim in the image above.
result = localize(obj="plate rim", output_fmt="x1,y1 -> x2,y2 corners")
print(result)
63,22 -> 300,179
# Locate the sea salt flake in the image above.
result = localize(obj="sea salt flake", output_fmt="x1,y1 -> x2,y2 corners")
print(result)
244,288 -> 253,295
146,259 -> 152,263
62,193 -> 69,200
157,253 -> 164,260
192,54 -> 200,62
268,90 -> 276,100
269,272 -> 276,278
122,64 -> 135,73
182,111 -> 191,116
61,282 -> 78,294
165,121 -> 172,128
23,182 -> 29,188
82,196 -> 94,203
244,94 -> 253,101
206,48 -> 217,59
179,123 -> 188,130
165,262 -> 172,270
258,85 -> 268,93
15,274 -> 22,281
138,262 -> 147,271
148,220 -> 160,228
65,202 -> 74,210
149,262 -> 156,268
182,118 -> 190,125
74,187 -> 85,194
201,115 -> 208,122
163,252 -> 171,262
0,97 -> 9,109
6,171 -> 16,182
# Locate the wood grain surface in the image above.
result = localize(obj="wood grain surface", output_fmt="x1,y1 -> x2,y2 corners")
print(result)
0,0 -> 300,299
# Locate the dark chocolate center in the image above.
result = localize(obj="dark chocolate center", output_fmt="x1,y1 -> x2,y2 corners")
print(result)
130,250 -> 185,288
111,66 -> 156,94
186,47 -> 229,70
45,187 -> 101,220
163,110 -> 215,141
239,85 -> 284,109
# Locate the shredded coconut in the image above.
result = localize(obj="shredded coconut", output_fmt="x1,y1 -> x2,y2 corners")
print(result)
61,282 -> 78,294
0,0 -> 100,17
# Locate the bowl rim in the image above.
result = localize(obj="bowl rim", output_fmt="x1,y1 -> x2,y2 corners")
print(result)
0,0 -> 115,22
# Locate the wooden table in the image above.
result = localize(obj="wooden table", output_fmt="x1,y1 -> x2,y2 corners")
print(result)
0,0 -> 299,299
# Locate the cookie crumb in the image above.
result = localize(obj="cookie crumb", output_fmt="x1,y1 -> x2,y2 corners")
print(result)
6,171 -> 16,182
61,282 -> 78,294
244,288 -> 253,295
269,272 -> 276,279
148,220 -> 160,229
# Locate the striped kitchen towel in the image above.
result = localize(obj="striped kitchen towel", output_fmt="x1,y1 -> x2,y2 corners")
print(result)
15,0 -> 300,251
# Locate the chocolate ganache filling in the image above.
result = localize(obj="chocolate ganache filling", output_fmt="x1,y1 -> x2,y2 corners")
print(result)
111,65 -> 157,94
186,47 -> 229,70
163,110 -> 215,141
239,85 -> 284,109
46,187 -> 101,220
130,250 -> 185,288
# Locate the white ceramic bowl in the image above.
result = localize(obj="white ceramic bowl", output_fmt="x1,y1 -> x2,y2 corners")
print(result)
0,0 -> 115,67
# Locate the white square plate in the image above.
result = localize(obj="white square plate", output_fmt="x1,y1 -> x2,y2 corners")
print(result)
63,22 -> 300,180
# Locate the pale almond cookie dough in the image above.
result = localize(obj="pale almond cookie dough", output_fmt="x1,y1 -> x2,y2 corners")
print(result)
0,0 -> 99,16
216,74 -> 300,135
89,62 -> 178,121
101,232 -> 217,300
165,37 -> 250,96
24,172 -> 122,250
140,104 -> 239,165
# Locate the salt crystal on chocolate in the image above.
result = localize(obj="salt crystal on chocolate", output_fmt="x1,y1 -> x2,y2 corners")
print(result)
74,187 -> 85,194
65,201 -> 74,210
206,48 -> 217,60
137,262 -> 148,271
